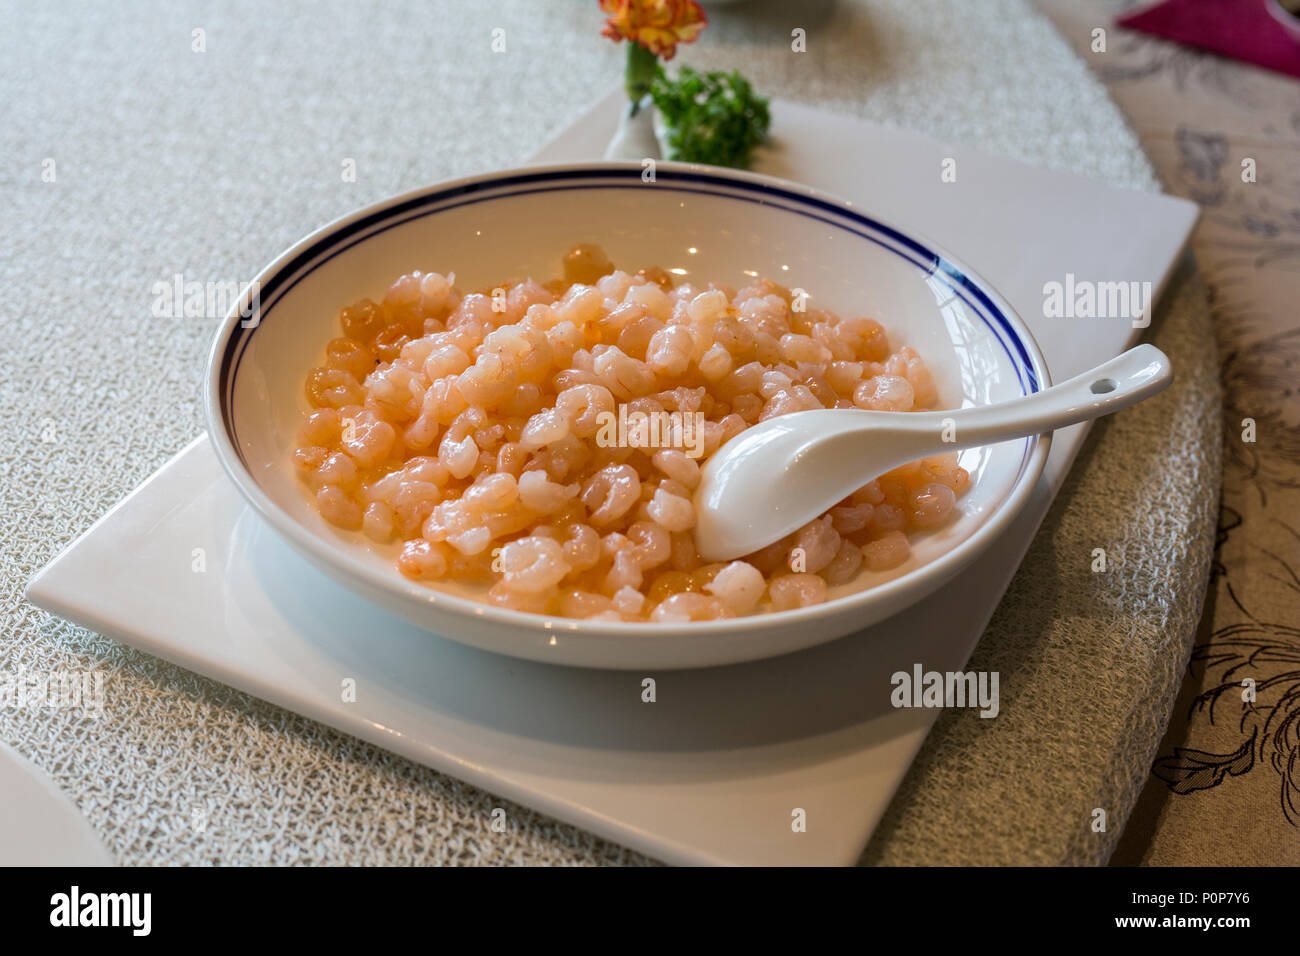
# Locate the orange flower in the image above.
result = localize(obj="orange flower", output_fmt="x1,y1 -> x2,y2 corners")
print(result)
600,0 -> 707,61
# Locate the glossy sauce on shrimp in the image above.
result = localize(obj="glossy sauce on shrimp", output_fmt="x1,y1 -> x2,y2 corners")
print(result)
295,245 -> 968,621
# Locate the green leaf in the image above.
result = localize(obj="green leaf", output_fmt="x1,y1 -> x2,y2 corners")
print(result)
649,66 -> 771,169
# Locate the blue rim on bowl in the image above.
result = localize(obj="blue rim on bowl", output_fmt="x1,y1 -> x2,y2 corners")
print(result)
217,166 -> 1040,455
205,161 -> 1052,665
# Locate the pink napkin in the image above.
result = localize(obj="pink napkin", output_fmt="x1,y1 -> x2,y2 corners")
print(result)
1118,0 -> 1300,79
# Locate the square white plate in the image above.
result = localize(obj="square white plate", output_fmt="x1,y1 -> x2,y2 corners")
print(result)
26,91 -> 1197,866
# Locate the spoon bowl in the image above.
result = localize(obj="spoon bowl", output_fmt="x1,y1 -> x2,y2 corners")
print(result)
695,345 -> 1173,561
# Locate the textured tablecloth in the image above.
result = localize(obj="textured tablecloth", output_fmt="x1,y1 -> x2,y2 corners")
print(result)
1041,0 -> 1300,868
0,0 -> 1220,865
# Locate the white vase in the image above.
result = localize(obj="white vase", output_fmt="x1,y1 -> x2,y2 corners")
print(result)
603,98 -> 663,162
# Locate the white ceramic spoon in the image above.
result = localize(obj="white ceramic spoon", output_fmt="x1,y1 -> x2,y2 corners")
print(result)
693,344 -> 1173,561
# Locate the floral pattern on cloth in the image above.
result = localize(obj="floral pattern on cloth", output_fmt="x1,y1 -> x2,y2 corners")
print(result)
1041,0 -> 1300,863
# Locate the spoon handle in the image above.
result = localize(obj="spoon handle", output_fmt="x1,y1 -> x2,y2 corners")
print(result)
912,344 -> 1173,450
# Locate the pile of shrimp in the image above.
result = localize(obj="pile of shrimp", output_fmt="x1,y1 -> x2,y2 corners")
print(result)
294,244 -> 968,621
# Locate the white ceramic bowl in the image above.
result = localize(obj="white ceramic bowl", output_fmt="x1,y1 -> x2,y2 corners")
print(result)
206,161 -> 1051,669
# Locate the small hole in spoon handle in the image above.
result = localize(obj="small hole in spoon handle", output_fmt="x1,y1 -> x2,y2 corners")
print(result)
920,345 -> 1173,451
